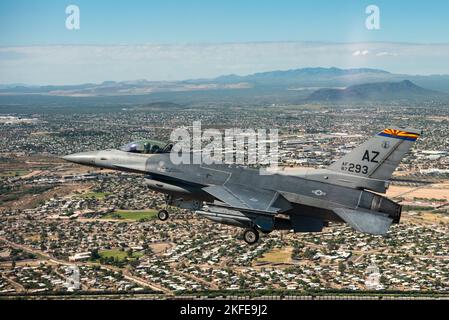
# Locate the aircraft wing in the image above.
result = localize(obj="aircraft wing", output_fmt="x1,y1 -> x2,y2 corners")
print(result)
333,208 -> 393,235
202,184 -> 292,213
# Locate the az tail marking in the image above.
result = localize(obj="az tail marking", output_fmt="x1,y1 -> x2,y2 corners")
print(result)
362,150 -> 380,163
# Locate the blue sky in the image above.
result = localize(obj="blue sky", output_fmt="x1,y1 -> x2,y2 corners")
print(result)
1,0 -> 448,45
0,1 -> 449,84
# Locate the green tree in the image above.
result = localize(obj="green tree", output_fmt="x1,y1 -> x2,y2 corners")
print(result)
90,248 -> 101,260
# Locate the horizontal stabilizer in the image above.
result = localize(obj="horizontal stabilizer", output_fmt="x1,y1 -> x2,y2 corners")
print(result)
333,208 -> 393,235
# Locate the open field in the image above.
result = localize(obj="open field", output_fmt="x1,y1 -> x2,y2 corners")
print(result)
149,242 -> 173,255
0,184 -> 84,210
255,247 -> 294,264
402,212 -> 449,225
0,169 -> 31,177
102,210 -> 158,221
387,183 -> 449,201
99,249 -> 143,261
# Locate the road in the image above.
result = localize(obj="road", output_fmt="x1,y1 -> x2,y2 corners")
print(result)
0,236 -> 172,295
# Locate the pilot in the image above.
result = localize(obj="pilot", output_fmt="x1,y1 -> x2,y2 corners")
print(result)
144,143 -> 151,154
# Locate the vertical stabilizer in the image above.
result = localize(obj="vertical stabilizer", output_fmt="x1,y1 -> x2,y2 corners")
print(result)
328,128 -> 421,182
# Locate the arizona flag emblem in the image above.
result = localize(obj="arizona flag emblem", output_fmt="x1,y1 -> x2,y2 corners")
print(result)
378,128 -> 420,141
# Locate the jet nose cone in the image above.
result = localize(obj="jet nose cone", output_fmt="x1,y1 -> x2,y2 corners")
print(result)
62,151 -> 97,165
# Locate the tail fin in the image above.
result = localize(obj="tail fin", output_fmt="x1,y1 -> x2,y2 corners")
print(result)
328,127 -> 421,182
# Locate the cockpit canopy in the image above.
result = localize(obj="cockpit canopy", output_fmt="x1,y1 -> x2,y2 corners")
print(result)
119,139 -> 172,154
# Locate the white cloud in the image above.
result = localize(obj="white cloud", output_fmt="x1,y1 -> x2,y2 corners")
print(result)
0,42 -> 448,85
353,50 -> 369,56
376,51 -> 398,57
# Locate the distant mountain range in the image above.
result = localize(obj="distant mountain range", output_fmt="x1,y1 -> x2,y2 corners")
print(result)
306,80 -> 442,102
1,67 -> 448,103
203,67 -> 449,93
209,67 -> 391,86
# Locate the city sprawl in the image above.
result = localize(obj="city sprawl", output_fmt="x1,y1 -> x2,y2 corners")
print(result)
0,101 -> 448,298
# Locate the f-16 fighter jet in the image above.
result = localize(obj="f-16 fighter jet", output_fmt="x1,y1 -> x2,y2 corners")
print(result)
63,128 -> 421,244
